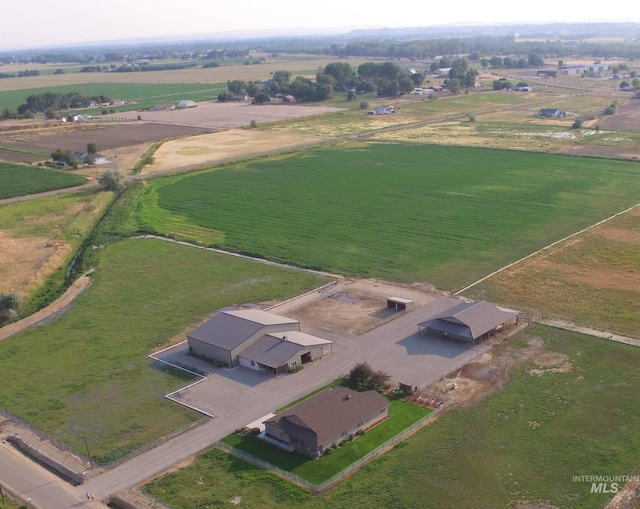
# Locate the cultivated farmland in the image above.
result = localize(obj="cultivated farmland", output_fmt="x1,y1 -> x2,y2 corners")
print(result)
140,142 -> 640,290
0,162 -> 86,199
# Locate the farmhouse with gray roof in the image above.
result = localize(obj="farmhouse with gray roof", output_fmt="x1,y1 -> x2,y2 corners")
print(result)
187,309 -> 331,372
264,386 -> 389,457
418,299 -> 518,345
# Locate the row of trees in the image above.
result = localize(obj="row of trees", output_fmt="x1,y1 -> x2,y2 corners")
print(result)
0,69 -> 39,79
16,92 -> 112,117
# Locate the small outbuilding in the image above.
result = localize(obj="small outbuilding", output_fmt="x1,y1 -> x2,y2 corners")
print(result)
387,297 -> 414,312
418,299 -> 518,345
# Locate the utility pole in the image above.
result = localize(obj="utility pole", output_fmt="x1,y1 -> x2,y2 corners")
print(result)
83,433 -> 94,469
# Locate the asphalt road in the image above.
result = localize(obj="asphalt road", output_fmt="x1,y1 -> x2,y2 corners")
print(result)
0,441 -> 106,508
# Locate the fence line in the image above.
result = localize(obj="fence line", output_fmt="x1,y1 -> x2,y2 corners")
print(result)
0,405 -> 209,472
100,416 -> 209,470
0,406 -> 91,466
217,399 -> 452,493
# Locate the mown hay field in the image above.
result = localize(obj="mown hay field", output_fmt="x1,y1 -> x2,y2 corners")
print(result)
139,142 -> 640,290
146,326 -> 640,509
0,237 -> 329,461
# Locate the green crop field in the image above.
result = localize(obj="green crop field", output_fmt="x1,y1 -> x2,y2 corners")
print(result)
0,162 -> 86,199
0,237 -> 329,461
146,326 -> 640,509
0,82 -> 226,112
139,142 -> 640,290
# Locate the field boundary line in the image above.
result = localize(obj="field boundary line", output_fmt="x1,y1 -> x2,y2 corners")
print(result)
454,201 -> 640,296
534,318 -> 640,347
136,234 -> 340,279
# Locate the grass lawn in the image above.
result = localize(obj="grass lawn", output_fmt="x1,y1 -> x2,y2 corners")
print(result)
0,238 -> 329,462
221,398 -> 430,484
0,162 -> 86,199
146,326 -> 640,509
140,142 -> 640,290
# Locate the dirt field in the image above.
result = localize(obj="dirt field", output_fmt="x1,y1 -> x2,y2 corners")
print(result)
145,129 -> 329,174
279,278 -> 446,336
0,123 -> 208,162
0,102 -> 342,167
598,95 -> 640,131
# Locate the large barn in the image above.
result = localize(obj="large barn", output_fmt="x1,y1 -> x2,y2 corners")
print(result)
187,309 -> 331,372
264,386 -> 389,457
418,299 -> 518,345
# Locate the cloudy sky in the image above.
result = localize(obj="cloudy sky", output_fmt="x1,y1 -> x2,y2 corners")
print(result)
4,0 -> 637,50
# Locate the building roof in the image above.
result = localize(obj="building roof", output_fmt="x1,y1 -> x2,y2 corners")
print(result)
188,309 -> 298,351
418,300 -> 517,340
240,331 -> 331,368
266,387 -> 389,446
240,335 -> 305,368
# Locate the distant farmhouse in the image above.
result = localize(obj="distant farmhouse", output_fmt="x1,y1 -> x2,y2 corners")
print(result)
264,386 -> 389,457
538,108 -> 566,118
418,299 -> 518,345
187,309 -> 331,373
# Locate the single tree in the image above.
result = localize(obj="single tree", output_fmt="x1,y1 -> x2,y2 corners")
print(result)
98,170 -> 125,193
0,292 -> 22,323
348,362 -> 375,389
87,142 -> 99,155
447,78 -> 461,94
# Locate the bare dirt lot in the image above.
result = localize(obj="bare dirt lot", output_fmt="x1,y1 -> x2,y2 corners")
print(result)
120,101 -> 343,128
145,129 -> 328,174
0,123 -> 208,162
598,96 -> 640,131
280,278 -> 446,336
0,102 -> 343,166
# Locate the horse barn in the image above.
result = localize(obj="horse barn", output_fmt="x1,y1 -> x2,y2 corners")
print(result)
187,309 -> 332,373
418,299 -> 518,345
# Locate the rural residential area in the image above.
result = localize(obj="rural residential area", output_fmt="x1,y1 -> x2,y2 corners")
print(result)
1,11 -> 640,509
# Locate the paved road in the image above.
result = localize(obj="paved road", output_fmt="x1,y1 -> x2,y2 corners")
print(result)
0,441 -> 106,508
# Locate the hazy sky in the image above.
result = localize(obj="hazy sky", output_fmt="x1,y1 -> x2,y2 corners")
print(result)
3,0 -> 637,50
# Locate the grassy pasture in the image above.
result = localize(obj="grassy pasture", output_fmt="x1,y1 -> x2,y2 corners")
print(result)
221,398 -> 430,484
0,237 -> 329,461
0,83 -> 226,112
146,326 -> 640,509
140,142 -> 640,290
0,162 -> 86,199
474,206 -> 640,335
